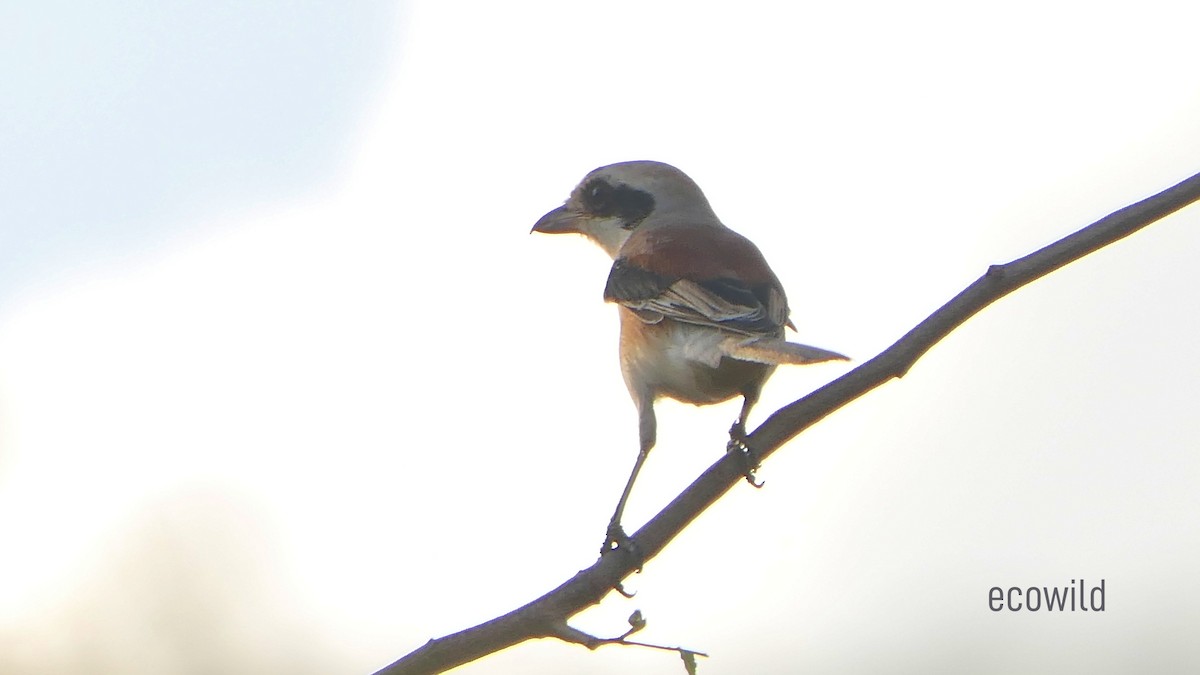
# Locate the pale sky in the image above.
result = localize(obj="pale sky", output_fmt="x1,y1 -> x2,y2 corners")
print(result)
2,2 -> 1199,674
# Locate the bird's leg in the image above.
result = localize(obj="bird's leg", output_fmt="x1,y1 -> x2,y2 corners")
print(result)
604,448 -> 648,557
604,456 -> 648,576
602,403 -> 656,567
727,395 -> 764,488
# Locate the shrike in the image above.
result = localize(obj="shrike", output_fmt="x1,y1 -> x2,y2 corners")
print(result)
533,160 -> 846,553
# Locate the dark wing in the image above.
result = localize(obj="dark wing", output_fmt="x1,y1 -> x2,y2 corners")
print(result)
603,260 -> 789,337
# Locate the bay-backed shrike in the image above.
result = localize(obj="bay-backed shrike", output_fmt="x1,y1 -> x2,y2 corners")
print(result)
533,160 -> 846,553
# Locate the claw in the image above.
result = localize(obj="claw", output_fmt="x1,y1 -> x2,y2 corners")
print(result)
601,522 -> 645,572
726,437 -> 765,488
601,522 -> 628,554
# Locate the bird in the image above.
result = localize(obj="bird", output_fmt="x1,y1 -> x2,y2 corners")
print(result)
532,160 -> 847,554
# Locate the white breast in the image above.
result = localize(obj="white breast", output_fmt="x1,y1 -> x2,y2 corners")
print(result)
621,318 -> 752,406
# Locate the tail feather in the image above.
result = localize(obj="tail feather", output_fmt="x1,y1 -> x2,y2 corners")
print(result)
721,336 -> 849,365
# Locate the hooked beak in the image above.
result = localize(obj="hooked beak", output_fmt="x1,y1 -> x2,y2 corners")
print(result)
531,205 -> 583,234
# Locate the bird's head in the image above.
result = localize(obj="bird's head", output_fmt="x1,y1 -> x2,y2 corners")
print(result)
531,160 -> 718,257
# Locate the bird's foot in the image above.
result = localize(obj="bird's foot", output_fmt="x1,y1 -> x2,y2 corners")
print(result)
727,435 -> 764,488
601,522 -> 644,573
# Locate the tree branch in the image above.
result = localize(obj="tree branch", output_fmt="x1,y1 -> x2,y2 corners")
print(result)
372,169 -> 1200,675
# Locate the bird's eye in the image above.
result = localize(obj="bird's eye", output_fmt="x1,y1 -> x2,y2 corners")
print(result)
582,179 -> 613,213
578,177 -> 655,227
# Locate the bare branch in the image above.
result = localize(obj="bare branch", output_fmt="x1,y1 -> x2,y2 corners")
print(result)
545,610 -> 707,658
372,169 -> 1200,675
